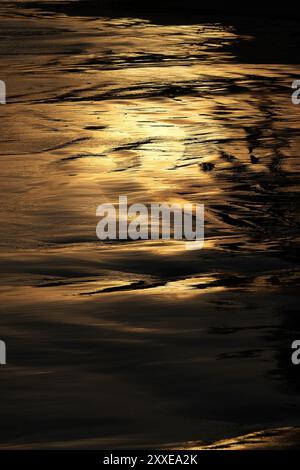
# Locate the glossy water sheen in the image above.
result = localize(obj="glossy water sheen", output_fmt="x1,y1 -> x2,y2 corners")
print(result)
0,0 -> 299,449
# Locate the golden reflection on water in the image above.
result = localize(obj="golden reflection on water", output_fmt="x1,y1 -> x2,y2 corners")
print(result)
169,427 -> 300,450
0,1 -> 300,449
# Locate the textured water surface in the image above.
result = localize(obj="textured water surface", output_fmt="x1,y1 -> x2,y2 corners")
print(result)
0,0 -> 300,448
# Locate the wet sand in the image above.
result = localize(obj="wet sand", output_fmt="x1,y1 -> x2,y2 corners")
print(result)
0,0 -> 300,449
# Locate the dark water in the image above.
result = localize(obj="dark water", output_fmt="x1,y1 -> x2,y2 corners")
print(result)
0,0 -> 300,449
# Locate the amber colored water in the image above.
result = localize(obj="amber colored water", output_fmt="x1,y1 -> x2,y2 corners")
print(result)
0,1 -> 299,448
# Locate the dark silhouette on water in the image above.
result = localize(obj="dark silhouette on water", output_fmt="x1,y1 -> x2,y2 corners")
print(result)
25,1 -> 300,21
25,0 -> 300,63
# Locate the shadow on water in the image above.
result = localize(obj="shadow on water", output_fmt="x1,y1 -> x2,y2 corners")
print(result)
26,0 -> 300,63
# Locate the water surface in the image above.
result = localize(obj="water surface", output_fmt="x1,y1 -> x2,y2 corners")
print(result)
0,0 -> 300,448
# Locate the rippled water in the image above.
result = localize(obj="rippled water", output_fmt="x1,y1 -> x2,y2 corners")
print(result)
0,0 -> 300,448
